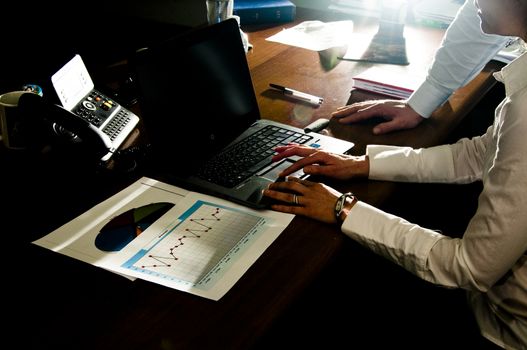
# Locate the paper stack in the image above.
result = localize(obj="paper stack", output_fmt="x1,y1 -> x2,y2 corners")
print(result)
352,66 -> 424,99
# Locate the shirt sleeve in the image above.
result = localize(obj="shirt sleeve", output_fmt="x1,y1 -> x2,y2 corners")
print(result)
426,96 -> 527,291
407,0 -> 509,118
342,200 -> 444,278
345,94 -> 527,292
342,128 -> 504,289
366,129 -> 491,184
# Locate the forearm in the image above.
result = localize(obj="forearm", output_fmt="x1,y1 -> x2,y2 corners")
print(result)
408,0 -> 508,118
366,134 -> 488,184
366,144 -> 456,183
342,200 -> 443,278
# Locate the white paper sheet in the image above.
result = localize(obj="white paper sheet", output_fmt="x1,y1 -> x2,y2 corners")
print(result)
33,177 -> 295,300
266,20 -> 355,51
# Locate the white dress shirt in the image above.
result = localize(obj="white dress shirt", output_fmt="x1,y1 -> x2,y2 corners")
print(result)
407,0 -> 509,118
343,52 -> 527,349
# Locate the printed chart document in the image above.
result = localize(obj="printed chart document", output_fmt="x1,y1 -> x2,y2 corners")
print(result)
33,177 -> 295,300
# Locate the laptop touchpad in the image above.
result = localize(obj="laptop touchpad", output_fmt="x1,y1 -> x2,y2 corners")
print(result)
259,159 -> 305,182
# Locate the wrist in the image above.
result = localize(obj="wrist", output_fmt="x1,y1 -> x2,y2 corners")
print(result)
362,155 -> 370,178
348,155 -> 370,178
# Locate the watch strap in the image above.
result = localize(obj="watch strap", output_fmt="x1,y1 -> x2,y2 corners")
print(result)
334,192 -> 355,223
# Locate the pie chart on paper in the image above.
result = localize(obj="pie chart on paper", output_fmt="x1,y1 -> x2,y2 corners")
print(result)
95,202 -> 175,252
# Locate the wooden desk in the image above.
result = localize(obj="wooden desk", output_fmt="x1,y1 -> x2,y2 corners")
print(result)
3,8 -> 502,350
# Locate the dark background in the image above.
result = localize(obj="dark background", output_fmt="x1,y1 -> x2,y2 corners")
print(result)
1,0 -> 208,95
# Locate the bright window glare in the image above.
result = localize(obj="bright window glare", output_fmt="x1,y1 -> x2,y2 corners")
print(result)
331,0 -> 409,11
330,0 -> 464,25
362,0 -> 379,11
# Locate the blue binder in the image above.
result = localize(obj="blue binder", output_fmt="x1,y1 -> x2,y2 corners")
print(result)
233,0 -> 296,25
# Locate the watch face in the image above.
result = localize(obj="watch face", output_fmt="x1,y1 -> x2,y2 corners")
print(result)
335,193 -> 350,220
335,192 -> 355,222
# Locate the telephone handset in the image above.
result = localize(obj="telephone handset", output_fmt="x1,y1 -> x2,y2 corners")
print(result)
18,92 -> 114,162
50,103 -> 115,161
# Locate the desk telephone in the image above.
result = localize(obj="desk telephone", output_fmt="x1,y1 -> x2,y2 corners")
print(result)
49,54 -> 139,162
18,92 -> 115,163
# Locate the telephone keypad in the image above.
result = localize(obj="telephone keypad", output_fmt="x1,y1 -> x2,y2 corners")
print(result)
102,110 -> 133,141
73,91 -> 133,138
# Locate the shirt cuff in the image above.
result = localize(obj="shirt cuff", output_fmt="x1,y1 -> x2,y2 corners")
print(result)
366,144 -> 415,181
407,79 -> 452,118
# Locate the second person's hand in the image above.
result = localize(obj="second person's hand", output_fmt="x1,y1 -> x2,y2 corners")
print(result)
332,99 -> 424,135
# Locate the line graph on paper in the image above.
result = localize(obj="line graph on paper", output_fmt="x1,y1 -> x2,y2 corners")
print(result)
120,200 -> 266,288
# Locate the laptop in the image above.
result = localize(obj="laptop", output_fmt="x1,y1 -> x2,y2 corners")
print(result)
132,18 -> 354,209
51,54 -> 140,161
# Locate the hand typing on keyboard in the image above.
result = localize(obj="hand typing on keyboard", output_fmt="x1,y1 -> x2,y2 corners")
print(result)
270,144 -> 369,180
196,125 -> 314,188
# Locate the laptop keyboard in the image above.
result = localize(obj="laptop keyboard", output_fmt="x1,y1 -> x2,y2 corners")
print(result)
196,125 -> 313,188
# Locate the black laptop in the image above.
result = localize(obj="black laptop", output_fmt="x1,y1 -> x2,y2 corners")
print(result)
133,18 -> 354,209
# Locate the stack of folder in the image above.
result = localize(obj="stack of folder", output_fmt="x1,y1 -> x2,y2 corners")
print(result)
351,67 -> 424,99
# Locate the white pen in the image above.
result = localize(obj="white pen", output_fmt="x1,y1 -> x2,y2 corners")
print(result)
269,83 -> 324,106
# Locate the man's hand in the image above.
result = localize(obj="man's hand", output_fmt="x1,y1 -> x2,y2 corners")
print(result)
263,177 -> 349,224
271,144 -> 369,180
332,99 -> 425,134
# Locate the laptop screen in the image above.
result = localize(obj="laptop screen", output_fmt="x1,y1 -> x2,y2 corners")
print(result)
133,18 -> 260,172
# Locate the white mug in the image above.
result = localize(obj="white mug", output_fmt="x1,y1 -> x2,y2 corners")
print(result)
0,90 -> 33,149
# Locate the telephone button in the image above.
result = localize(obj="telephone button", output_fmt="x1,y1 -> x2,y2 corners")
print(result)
82,100 -> 96,111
